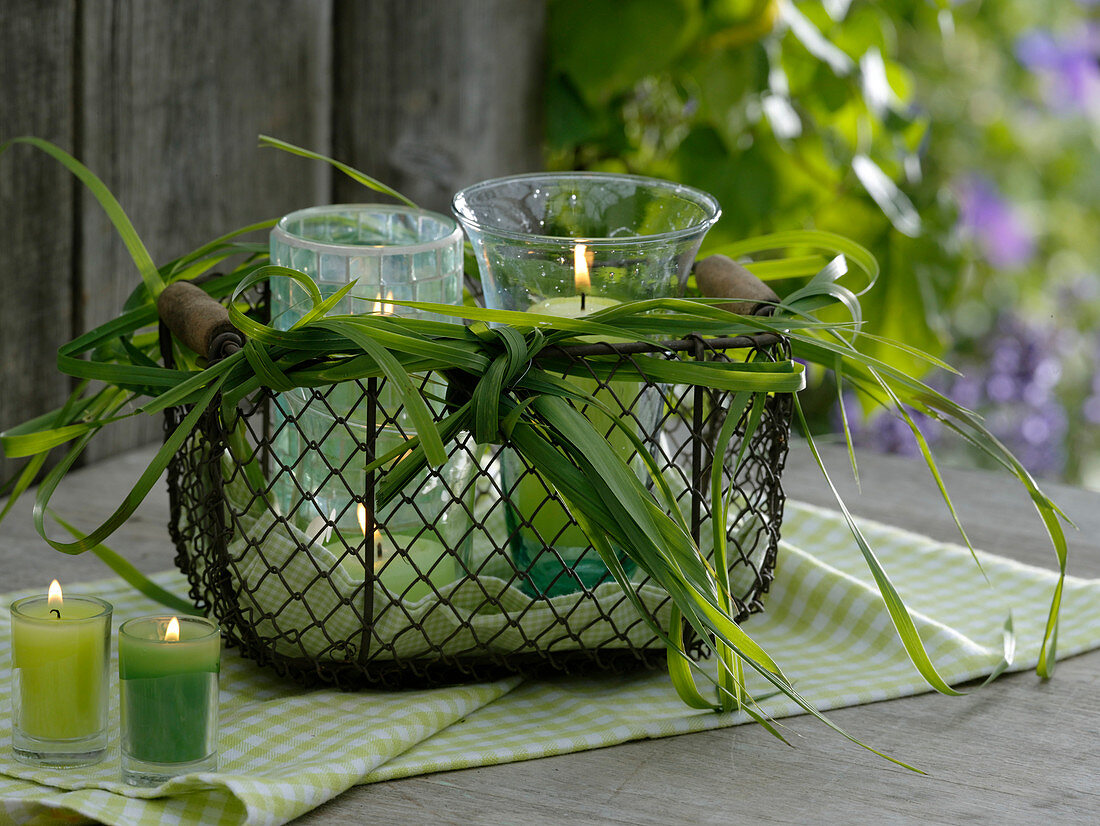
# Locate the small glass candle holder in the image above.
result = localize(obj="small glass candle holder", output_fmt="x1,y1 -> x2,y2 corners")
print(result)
10,589 -> 113,767
119,615 -> 220,786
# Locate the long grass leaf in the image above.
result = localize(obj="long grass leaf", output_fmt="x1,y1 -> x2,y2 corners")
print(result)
705,230 -> 879,295
0,378 -> 93,522
259,135 -> 417,208
792,397 -> 964,696
833,357 -> 860,489
33,381 -> 223,553
2,137 -> 163,296
744,255 -> 830,280
314,319 -> 447,467
49,510 -> 198,615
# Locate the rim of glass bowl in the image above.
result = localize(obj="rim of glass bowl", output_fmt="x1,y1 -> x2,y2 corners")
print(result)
272,204 -> 463,256
451,171 -> 721,246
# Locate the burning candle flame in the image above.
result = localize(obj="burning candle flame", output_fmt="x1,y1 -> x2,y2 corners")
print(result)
165,617 -> 180,642
48,580 -> 63,617
356,503 -> 387,564
573,243 -> 591,295
374,291 -> 396,316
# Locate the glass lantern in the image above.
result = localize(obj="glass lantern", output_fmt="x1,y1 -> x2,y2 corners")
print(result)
268,204 -> 469,599
453,172 -> 720,595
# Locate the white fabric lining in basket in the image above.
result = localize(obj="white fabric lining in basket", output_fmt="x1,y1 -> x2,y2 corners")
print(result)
212,472 -> 673,663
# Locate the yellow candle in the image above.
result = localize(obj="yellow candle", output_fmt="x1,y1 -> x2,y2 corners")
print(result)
337,503 -> 457,602
10,582 -> 112,764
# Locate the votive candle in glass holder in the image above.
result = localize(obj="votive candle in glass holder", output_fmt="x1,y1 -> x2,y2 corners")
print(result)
268,204 -> 472,595
119,615 -> 220,786
453,172 -> 720,595
10,582 -> 112,767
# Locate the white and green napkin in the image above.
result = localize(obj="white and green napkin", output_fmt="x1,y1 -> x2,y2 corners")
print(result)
3,500 -> 1098,826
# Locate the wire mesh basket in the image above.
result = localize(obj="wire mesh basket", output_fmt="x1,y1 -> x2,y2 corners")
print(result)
161,289 -> 793,689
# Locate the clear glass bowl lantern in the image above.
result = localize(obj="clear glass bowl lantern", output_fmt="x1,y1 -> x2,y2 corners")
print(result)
453,172 -> 720,312
453,172 -> 721,595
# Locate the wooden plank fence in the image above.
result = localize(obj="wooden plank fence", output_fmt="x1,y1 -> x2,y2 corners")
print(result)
0,0 -> 545,483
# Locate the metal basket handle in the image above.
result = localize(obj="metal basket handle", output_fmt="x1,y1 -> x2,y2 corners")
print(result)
156,280 -> 244,362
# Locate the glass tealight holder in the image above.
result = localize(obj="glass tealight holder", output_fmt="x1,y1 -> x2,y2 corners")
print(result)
452,171 -> 720,312
269,205 -> 471,585
10,594 -> 113,767
119,616 -> 220,786
453,172 -> 720,596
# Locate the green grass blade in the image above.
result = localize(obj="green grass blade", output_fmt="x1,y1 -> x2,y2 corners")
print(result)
259,135 -> 417,208
744,255 -> 830,280
2,388 -> 133,457
0,453 -> 48,524
375,405 -> 471,507
574,496 -> 922,771
49,510 -> 198,615
291,280 -> 360,330
833,357 -> 860,489
0,377 -> 92,520
782,255 -> 862,328
704,230 -> 879,295
314,319 -> 447,467
793,396 -> 964,696
33,380 -> 223,554
164,219 -> 278,279
2,137 -> 164,296
243,340 -> 295,392
665,607 -> 723,709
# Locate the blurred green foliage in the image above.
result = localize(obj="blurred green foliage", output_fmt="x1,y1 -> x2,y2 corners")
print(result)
903,0 -> 1100,485
544,0 -> 1100,485
546,0 -> 957,378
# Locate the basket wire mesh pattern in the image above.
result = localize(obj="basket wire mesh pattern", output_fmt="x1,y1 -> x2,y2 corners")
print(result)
164,315 -> 793,689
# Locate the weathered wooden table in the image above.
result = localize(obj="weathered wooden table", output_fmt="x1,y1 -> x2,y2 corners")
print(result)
4,441 -> 1098,824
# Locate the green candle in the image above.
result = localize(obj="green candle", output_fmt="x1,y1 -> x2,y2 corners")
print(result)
10,583 -> 112,766
512,247 -> 640,595
521,293 -> 632,550
119,615 -> 220,782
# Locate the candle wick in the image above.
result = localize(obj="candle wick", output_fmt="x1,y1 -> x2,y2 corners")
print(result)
50,609 -> 61,619
580,292 -> 586,311
376,542 -> 383,559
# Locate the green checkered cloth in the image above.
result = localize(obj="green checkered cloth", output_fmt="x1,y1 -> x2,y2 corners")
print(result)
3,500 -> 1098,825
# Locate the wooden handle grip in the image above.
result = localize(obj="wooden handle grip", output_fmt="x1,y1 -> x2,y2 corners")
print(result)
156,281 -> 242,361
694,254 -> 780,316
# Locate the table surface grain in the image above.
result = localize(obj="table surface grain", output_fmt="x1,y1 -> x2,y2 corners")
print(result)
3,441 -> 1099,825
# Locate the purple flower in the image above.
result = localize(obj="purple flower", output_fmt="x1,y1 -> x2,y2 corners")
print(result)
1016,25 -> 1100,115
1022,357 -> 1062,405
834,391 -> 941,460
954,176 -> 1036,269
836,309 -> 1074,481
986,373 -> 1018,404
950,374 -> 983,409
1084,395 -> 1100,424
